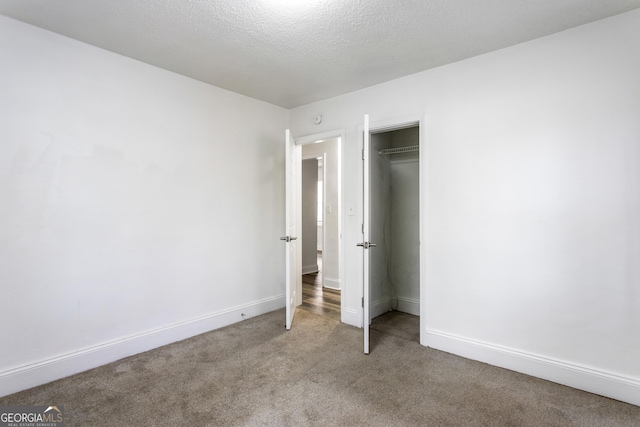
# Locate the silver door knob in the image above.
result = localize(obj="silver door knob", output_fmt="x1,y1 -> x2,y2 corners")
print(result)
357,242 -> 376,249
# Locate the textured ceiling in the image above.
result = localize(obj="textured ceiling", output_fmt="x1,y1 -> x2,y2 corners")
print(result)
1,0 -> 639,108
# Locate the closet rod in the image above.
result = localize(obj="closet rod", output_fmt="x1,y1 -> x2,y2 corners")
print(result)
378,145 -> 419,155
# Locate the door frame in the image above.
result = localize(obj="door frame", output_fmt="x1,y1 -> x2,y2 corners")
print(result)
291,129 -> 346,321
358,113 -> 427,347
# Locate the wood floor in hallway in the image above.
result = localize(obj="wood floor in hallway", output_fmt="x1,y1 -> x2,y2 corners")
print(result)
299,253 -> 341,321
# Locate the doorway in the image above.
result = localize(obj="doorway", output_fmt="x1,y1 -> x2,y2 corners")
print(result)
292,133 -> 343,323
361,115 -> 423,353
368,125 -> 420,343
300,154 -> 341,321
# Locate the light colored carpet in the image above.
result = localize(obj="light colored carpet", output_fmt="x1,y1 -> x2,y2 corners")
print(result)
1,308 -> 638,426
370,310 -> 420,344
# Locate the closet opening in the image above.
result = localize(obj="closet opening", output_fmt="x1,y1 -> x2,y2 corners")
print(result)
368,125 -> 420,343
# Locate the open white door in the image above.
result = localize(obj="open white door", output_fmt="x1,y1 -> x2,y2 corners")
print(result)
282,129 -> 299,330
359,115 -> 376,354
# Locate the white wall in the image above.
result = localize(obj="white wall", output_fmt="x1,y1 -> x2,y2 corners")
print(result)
389,158 -> 420,315
388,128 -> 420,315
317,163 -> 323,251
369,133 -> 393,317
0,16 -> 288,396
301,158 -> 318,274
290,10 -> 640,405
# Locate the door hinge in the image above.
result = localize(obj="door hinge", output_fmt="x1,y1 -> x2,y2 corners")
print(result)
362,297 -> 364,307
362,149 -> 364,160
361,223 -> 364,234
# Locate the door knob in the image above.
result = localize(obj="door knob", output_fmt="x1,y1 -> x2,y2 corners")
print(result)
357,242 -> 376,249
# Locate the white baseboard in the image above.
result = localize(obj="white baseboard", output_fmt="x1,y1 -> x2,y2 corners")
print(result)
302,264 -> 319,275
0,295 -> 284,398
341,308 -> 360,328
370,297 -> 392,319
323,276 -> 341,290
395,297 -> 420,316
370,297 -> 420,319
426,329 -> 640,407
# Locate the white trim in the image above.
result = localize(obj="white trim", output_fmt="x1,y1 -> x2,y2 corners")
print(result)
323,276 -> 341,290
419,113 -> 427,347
301,264 -> 319,275
341,308 -> 359,327
395,297 -> 420,316
294,129 -> 346,145
370,297 -> 393,319
0,296 -> 284,398
369,115 -> 421,134
370,297 -> 420,318
426,329 -> 640,407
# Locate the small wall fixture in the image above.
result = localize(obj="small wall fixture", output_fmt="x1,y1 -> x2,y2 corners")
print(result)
314,114 -> 322,125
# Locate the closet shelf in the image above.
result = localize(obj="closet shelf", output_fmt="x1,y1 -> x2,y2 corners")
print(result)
378,145 -> 419,155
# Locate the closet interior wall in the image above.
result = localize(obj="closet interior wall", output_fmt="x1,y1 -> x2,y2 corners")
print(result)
369,127 -> 420,320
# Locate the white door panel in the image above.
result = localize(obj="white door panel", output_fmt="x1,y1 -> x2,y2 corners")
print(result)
283,129 -> 299,330
362,115 -> 372,354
